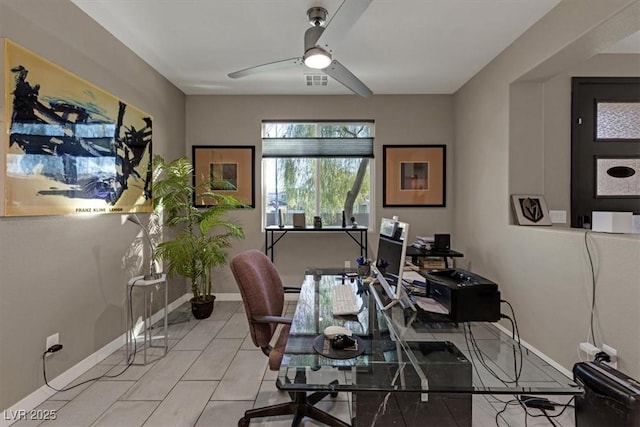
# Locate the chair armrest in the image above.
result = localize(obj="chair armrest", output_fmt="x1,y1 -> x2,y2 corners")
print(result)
252,315 -> 293,325
283,286 -> 301,293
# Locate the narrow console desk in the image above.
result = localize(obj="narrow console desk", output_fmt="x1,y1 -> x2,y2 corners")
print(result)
278,270 -> 582,426
264,225 -> 368,262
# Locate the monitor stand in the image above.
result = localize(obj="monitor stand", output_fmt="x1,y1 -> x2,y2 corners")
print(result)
369,267 -> 416,312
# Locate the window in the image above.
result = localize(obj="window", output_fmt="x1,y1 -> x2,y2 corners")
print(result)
262,121 -> 374,227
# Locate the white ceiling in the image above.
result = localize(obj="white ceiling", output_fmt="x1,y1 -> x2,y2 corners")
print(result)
71,0 -> 634,96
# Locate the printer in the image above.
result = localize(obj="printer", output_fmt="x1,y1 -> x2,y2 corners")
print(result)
421,268 -> 501,322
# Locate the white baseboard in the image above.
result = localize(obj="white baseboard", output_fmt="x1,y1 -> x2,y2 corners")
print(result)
1,293 -> 191,427
493,322 -> 573,379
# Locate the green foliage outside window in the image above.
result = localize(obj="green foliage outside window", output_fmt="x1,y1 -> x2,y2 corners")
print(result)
263,122 -> 371,226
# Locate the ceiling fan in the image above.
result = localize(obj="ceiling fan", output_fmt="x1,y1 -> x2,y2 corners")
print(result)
228,0 -> 373,98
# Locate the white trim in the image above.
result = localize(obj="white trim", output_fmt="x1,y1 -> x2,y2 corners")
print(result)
1,293 -> 191,427
493,322 -> 573,379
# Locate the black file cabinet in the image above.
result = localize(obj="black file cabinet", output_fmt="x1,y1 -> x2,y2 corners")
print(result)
353,341 -> 472,426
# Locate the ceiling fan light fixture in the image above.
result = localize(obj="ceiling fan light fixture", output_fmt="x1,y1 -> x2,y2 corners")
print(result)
303,47 -> 332,69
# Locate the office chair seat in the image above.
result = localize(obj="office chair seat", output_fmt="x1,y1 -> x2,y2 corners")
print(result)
231,250 -> 350,427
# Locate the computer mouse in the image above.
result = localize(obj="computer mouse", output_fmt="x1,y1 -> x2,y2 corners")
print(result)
331,334 -> 356,350
323,325 -> 352,339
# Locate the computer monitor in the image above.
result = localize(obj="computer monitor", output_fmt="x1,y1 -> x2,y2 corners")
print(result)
371,217 -> 416,311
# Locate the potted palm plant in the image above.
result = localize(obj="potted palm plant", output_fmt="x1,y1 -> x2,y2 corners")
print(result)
152,155 -> 245,319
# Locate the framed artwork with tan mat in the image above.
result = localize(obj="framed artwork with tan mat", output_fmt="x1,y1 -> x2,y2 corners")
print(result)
192,145 -> 255,208
383,145 -> 446,207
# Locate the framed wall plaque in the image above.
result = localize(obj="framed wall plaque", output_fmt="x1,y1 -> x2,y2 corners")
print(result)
511,194 -> 552,226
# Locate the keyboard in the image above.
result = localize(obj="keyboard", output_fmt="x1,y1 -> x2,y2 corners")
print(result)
332,285 -> 360,315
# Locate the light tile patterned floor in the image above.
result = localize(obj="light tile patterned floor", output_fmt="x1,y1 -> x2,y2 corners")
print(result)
14,302 -> 575,426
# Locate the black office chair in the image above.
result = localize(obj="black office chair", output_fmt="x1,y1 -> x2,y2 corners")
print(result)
230,250 -> 350,427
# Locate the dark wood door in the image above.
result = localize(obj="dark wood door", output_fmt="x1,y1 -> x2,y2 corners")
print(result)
571,77 -> 640,228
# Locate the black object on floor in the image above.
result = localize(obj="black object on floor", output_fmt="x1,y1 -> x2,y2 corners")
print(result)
573,361 -> 640,426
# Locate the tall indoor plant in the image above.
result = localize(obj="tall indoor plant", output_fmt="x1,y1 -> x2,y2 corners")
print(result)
152,155 -> 245,319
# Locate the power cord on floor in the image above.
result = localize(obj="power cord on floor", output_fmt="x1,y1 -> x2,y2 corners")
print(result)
42,283 -> 140,392
495,396 -> 575,426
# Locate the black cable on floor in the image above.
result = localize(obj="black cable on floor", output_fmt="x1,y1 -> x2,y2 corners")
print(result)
43,282 -> 140,392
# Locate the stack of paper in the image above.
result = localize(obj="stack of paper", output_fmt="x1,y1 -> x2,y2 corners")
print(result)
412,235 -> 434,249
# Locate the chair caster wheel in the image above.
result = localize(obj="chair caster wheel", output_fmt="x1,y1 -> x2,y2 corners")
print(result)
330,391 -> 339,398
238,417 -> 249,427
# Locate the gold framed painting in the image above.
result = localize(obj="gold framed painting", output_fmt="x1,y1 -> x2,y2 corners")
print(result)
192,145 -> 255,208
2,39 -> 153,216
383,145 -> 446,207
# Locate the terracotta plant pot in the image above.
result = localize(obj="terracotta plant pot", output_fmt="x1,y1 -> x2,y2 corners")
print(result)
190,295 -> 215,319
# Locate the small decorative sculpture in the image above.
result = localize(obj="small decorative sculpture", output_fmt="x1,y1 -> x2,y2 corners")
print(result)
350,216 -> 358,228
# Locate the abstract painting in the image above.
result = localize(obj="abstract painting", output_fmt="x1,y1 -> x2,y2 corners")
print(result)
2,39 -> 153,216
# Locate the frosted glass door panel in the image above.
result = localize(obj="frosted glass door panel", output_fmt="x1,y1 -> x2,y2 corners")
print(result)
596,102 -> 640,140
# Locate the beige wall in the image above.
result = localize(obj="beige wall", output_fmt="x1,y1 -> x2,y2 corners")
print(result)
186,95 -> 454,287
543,53 -> 640,216
0,0 -> 185,409
2,0 -> 640,413
454,0 -> 640,377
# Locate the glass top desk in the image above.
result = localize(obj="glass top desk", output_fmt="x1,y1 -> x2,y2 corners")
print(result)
278,270 -> 582,399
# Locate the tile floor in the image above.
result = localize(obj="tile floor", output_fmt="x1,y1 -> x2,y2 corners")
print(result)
14,301 -> 576,426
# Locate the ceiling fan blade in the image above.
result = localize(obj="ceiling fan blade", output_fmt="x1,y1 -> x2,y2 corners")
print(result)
323,60 -> 372,98
228,57 -> 303,79
317,0 -> 372,50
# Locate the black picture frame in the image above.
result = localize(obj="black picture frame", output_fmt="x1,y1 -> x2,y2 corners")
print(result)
383,145 -> 446,207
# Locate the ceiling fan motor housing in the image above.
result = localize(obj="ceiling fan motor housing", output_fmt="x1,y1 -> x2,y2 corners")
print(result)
307,7 -> 327,27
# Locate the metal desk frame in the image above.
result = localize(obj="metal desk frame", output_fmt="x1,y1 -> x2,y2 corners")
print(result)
264,225 -> 368,262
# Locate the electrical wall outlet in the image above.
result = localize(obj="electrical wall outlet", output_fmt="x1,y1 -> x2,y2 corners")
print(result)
579,342 -> 600,357
549,210 -> 567,224
602,344 -> 618,369
46,333 -> 59,352
344,260 -> 351,269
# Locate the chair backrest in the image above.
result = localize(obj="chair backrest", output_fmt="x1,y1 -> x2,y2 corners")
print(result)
230,249 -> 285,349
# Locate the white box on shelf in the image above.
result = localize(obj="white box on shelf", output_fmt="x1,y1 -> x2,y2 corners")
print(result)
592,211 -> 633,233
